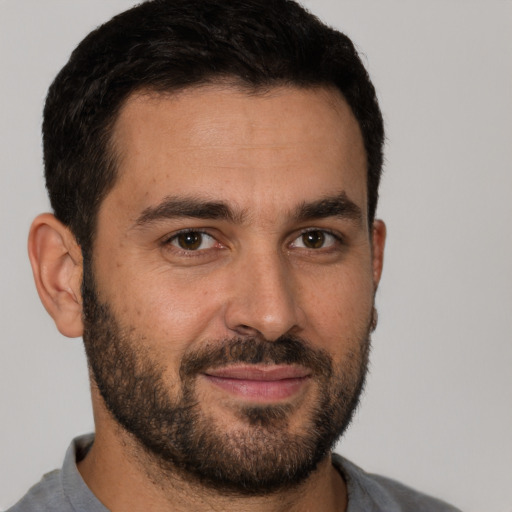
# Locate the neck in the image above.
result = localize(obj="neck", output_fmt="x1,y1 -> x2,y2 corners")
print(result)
78,424 -> 347,512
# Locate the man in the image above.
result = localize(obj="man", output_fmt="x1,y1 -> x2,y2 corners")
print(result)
10,0 -> 461,510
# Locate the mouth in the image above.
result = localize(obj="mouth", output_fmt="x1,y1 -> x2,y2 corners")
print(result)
202,365 -> 312,402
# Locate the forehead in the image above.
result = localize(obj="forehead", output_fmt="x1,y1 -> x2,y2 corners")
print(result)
107,85 -> 367,220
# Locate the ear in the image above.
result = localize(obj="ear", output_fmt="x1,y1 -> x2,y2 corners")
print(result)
371,219 -> 386,289
28,213 -> 84,338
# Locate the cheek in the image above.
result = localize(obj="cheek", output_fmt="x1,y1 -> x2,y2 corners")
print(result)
102,261 -> 227,352
301,265 -> 374,355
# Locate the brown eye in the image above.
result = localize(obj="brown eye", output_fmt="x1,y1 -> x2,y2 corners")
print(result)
177,232 -> 202,250
291,230 -> 338,250
170,231 -> 215,251
302,230 -> 325,248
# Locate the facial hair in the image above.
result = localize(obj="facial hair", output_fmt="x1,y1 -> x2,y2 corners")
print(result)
81,259 -> 372,496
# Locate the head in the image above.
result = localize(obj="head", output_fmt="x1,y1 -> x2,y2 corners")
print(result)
43,0 -> 384,256
30,0 -> 386,497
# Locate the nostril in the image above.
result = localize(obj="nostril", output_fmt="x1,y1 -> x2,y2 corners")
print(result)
232,324 -> 262,338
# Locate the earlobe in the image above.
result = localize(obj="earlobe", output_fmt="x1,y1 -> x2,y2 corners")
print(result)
371,219 -> 386,288
28,213 -> 84,338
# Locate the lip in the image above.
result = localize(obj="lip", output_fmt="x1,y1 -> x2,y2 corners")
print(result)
202,365 -> 311,401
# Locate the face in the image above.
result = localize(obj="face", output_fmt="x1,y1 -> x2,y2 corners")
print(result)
82,85 -> 383,494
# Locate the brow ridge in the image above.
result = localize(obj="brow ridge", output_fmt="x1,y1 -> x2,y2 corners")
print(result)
134,196 -> 245,227
295,192 -> 362,224
133,191 -> 362,229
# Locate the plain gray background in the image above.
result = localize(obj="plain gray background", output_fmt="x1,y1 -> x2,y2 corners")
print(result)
1,1 -> 511,511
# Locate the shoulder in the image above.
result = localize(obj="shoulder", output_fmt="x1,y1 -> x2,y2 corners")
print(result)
7,469 -> 69,512
7,435 -> 103,512
332,453 -> 463,512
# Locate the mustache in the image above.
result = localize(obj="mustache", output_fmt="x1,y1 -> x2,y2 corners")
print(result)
179,335 -> 333,380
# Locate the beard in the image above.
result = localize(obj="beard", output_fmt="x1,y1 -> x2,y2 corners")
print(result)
81,259 -> 372,496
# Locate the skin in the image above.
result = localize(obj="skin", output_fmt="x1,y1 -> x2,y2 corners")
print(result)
29,84 -> 386,512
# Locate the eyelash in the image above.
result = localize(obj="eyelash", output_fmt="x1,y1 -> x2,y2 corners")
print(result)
161,229 -> 220,255
293,228 -> 344,249
161,227 -> 345,255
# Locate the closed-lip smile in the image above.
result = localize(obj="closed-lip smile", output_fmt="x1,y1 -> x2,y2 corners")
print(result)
202,365 -> 312,401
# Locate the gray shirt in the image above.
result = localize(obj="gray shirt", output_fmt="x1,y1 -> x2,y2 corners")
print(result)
8,435 -> 461,511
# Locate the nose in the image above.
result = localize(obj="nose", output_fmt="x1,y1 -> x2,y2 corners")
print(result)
223,249 -> 305,341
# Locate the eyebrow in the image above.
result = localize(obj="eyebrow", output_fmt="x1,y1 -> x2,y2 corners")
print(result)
134,196 -> 245,227
295,192 -> 363,224
133,191 -> 362,228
